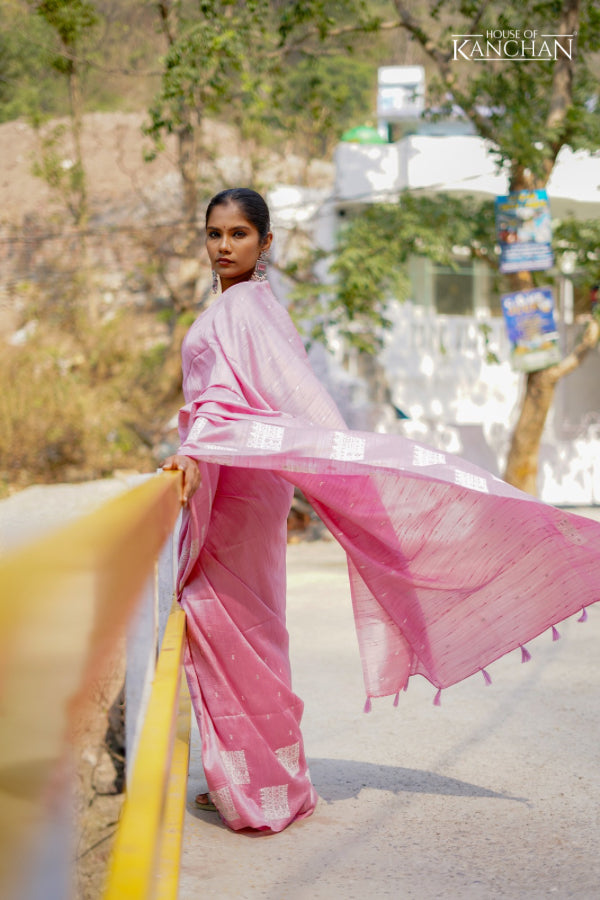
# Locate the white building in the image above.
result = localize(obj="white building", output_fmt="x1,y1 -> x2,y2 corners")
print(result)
270,133 -> 600,506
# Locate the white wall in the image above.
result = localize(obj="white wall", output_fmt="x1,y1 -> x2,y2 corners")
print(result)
313,299 -> 600,505
268,169 -> 600,505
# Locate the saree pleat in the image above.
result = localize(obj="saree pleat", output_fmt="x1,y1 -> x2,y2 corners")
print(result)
176,280 -> 600,832
180,462 -> 317,831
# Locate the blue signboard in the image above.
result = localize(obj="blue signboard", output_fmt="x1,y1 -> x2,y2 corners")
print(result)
495,190 -> 554,273
501,287 -> 561,372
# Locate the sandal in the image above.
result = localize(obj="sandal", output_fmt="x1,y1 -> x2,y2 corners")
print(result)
194,792 -> 218,812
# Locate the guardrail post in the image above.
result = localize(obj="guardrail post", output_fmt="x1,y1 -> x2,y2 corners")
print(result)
126,574 -> 158,784
126,511 -> 181,780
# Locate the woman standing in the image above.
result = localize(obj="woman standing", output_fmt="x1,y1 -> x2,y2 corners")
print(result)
163,188 -> 330,831
164,188 -> 600,833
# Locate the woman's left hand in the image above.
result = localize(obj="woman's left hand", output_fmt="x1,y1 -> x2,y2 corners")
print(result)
162,455 -> 202,505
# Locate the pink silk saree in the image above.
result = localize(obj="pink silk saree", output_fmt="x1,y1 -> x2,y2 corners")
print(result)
176,280 -> 600,832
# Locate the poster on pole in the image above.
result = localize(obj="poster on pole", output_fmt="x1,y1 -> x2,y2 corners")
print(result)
495,190 -> 554,273
501,287 -> 561,372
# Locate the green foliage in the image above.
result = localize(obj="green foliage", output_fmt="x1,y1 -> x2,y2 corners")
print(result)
384,0 -> 600,183
145,0 -> 274,147
31,123 -> 86,216
276,54 -> 376,156
290,192 -> 497,350
34,0 -> 99,49
0,2 -> 69,122
554,217 -> 600,301
278,0 -> 382,43
478,322 -> 500,365
1,2 -> 163,122
34,0 -> 100,86
145,0 -> 384,168
300,191 -> 600,354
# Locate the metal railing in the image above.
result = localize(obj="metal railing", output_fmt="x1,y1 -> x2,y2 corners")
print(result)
0,471 -> 187,900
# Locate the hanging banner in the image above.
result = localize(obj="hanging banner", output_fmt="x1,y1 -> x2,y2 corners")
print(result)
501,287 -> 561,372
495,189 -> 554,273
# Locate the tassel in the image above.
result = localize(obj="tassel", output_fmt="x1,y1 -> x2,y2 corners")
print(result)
403,681 -> 409,692
433,688 -> 442,707
578,607 -> 588,623
552,625 -> 560,642
482,668 -> 492,686
520,645 -> 531,663
363,696 -> 372,713
393,692 -> 400,707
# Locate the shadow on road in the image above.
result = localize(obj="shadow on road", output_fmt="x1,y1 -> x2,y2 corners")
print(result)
308,757 -> 526,804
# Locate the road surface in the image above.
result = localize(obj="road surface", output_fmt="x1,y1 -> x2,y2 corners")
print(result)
181,532 -> 600,899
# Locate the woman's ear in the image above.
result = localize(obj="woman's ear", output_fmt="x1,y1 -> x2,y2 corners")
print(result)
262,231 -> 273,254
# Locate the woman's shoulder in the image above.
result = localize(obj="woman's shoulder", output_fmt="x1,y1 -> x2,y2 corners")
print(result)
223,279 -> 277,310
219,280 -> 292,327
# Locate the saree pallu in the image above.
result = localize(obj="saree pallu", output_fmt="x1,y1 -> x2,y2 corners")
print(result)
177,280 -> 600,832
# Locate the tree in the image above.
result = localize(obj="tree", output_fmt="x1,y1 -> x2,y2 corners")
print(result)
143,0 -> 383,396
313,192 -> 497,350
0,2 -> 67,122
32,0 -> 100,226
302,0 -> 600,495
144,0 -> 380,309
388,0 -> 600,494
145,1 -> 274,250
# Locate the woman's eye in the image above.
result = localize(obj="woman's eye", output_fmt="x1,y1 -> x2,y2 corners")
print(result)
234,231 -> 248,238
208,231 -> 220,238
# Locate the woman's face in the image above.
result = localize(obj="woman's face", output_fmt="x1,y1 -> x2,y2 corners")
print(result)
205,201 -> 272,292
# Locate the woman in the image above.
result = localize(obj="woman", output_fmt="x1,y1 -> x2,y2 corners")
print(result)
164,188 -> 600,833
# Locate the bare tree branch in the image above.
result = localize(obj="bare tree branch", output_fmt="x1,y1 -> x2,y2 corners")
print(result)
156,1 -> 176,47
468,1 -> 493,35
391,1 -> 496,142
544,0 -> 580,174
548,315 -> 600,383
14,26 -> 162,77
392,1 -> 452,72
272,19 -> 402,59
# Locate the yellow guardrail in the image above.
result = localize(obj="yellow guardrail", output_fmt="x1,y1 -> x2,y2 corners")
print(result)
0,472 -> 186,900
103,603 -> 190,900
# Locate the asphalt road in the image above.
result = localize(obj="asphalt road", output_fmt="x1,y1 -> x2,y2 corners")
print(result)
2,484 -> 600,898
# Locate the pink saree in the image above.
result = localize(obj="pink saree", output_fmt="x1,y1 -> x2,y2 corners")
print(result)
176,280 -> 600,832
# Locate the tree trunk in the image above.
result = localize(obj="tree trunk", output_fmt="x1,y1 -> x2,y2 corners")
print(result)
174,124 -> 202,310
503,317 -> 600,494
67,59 -> 88,227
178,124 -> 198,227
390,0 -> 591,498
503,369 -> 557,494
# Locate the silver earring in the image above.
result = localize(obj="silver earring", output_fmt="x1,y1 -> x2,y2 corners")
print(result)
211,270 -> 219,294
251,250 -> 269,282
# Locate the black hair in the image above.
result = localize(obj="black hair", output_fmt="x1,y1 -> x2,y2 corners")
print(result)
205,188 -> 271,243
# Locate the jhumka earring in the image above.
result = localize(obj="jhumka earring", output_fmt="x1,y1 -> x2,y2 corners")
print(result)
211,270 -> 220,294
251,250 -> 269,282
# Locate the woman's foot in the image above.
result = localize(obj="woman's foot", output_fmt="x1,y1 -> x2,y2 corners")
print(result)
194,792 -> 218,812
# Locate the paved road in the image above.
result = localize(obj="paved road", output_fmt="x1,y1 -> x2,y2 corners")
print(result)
181,530 -> 600,900
2,485 -> 600,898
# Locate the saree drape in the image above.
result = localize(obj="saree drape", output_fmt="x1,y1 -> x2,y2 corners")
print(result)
176,280 -> 600,832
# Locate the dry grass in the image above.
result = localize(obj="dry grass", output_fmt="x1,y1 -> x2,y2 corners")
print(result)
0,277 -> 174,495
